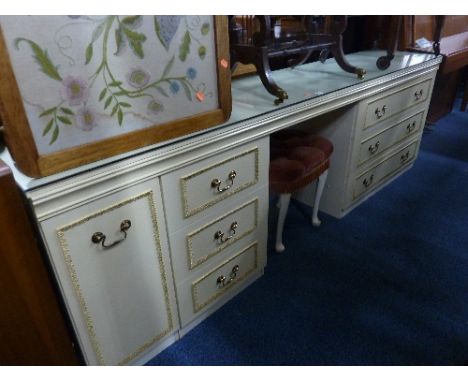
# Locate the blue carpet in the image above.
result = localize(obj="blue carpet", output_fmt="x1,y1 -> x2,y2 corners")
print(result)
146,98 -> 468,366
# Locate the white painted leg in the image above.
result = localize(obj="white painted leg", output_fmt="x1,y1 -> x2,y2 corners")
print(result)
276,197 -> 281,209
312,169 -> 329,227
275,193 -> 291,253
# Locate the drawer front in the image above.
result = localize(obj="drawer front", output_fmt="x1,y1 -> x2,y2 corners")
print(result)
180,147 -> 258,218
187,198 -> 258,270
354,141 -> 418,199
170,195 -> 263,278
358,111 -> 424,165
177,242 -> 260,326
40,181 -> 176,365
364,79 -> 431,128
161,137 -> 269,232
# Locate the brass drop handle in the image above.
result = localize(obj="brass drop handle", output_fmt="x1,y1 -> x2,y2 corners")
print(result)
407,121 -> 417,133
375,105 -> 387,119
400,151 -> 410,163
211,170 -> 237,193
214,221 -> 238,244
216,265 -> 240,288
363,174 -> 374,188
91,220 -> 131,249
414,89 -> 423,101
368,141 -> 380,154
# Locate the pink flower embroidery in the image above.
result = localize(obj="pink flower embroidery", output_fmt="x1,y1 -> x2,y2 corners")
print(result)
75,107 -> 97,131
61,76 -> 89,106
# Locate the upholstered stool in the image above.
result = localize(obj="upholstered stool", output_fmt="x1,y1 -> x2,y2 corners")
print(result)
269,130 -> 334,252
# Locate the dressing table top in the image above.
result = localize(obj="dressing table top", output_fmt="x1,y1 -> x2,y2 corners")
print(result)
1,50 -> 441,192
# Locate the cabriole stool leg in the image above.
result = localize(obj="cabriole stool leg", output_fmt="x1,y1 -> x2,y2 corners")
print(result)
275,193 -> 291,253
312,169 -> 329,227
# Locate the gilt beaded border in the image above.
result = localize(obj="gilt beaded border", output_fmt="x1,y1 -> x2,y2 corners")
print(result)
56,190 -> 173,365
180,147 -> 259,218
191,242 -> 258,313
186,198 -> 259,270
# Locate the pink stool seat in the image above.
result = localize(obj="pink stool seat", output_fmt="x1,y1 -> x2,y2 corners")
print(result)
270,131 -> 333,194
269,129 -> 334,253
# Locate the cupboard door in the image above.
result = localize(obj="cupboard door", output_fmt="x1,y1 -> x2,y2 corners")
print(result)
40,179 -> 177,365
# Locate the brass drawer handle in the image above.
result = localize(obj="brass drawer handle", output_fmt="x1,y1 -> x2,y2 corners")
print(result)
363,174 -> 374,188
401,151 -> 410,163
214,221 -> 238,244
368,141 -> 380,154
406,121 -> 417,133
216,265 -> 240,288
375,105 -> 387,119
414,89 -> 423,101
211,170 -> 237,193
91,220 -> 131,249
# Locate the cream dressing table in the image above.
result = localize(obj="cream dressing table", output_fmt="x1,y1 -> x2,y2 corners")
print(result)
1,50 -> 442,365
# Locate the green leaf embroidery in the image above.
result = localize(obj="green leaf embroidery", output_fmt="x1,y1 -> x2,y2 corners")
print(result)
86,20 -> 107,63
128,39 -> 144,59
85,44 -> 93,64
198,46 -> 206,59
179,80 -> 192,101
154,86 -> 169,98
111,104 -> 119,117
114,27 -> 125,55
104,96 -> 113,109
122,27 -> 146,59
60,107 -> 74,115
57,116 -> 72,125
15,38 -> 62,81
154,17 -> 168,50
122,16 -> 142,29
98,88 -> 107,101
91,20 -> 107,44
119,102 -> 131,108
42,119 -> 54,136
162,55 -> 175,79
123,27 -> 146,42
39,107 -> 57,118
117,108 -> 123,126
109,80 -> 122,87
201,23 -> 210,35
179,31 -> 191,62
50,125 -> 59,145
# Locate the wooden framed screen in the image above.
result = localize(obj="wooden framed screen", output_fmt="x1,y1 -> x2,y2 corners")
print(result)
0,16 -> 231,177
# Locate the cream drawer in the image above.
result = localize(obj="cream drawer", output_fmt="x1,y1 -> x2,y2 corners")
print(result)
364,79 -> 431,128
179,147 -> 258,219
169,188 -> 269,283
161,137 -> 269,231
177,242 -> 260,327
358,111 -> 424,165
354,141 -> 418,199
39,180 -> 177,365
